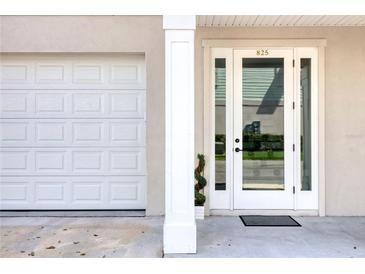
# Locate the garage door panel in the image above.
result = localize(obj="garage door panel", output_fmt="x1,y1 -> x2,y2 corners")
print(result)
36,63 -> 72,84
1,119 -> 145,147
0,176 -> 146,209
0,182 -> 30,204
0,148 -> 146,175
72,182 -> 103,202
1,54 -> 146,90
37,122 -> 66,142
72,64 -> 105,84
109,121 -> 146,146
36,93 -> 66,113
73,93 -> 104,113
0,151 -> 29,171
0,63 -> 35,85
0,90 -> 145,119
1,54 -> 146,210
0,93 -> 29,113
72,122 -> 104,143
35,182 -> 67,203
0,122 -> 29,142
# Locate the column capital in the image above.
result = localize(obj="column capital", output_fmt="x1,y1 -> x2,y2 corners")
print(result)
163,15 -> 196,30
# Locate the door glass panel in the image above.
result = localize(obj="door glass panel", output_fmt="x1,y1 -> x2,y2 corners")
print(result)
215,58 -> 226,190
242,58 -> 285,190
300,59 -> 312,190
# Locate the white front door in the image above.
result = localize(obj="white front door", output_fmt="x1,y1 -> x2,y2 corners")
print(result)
232,49 -> 294,209
209,46 -> 319,212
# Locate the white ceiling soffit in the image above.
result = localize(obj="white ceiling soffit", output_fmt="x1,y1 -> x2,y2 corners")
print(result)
197,15 -> 365,27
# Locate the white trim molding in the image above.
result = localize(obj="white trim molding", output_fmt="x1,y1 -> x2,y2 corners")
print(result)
318,46 -> 326,217
202,39 -> 327,48
204,40 -> 326,215
163,15 -> 196,254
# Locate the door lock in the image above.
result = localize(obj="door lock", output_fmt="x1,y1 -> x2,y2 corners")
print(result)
235,147 -> 243,152
235,138 -> 240,143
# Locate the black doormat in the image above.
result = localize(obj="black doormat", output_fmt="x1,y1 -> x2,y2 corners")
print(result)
239,215 -> 301,227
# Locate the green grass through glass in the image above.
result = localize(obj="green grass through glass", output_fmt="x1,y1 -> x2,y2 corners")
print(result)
216,151 -> 284,161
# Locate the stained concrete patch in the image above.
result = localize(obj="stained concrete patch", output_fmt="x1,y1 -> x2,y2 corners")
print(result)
0,217 -> 163,258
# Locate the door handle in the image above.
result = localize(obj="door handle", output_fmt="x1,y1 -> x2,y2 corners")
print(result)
235,147 -> 243,152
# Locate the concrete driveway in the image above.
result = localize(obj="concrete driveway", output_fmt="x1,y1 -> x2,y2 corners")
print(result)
2,216 -> 365,258
0,217 -> 163,258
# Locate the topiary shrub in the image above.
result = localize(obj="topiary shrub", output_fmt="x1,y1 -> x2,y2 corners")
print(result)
194,154 -> 207,206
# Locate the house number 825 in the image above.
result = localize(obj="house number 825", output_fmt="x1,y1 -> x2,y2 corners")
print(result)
256,49 -> 269,56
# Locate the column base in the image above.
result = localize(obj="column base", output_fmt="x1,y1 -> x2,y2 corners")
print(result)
163,221 -> 197,254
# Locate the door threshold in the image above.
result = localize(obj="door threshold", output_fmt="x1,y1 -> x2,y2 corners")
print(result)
0,210 -> 146,217
209,209 -> 318,216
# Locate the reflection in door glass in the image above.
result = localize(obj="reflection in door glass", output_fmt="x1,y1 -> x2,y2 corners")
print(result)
215,58 -> 226,190
301,59 -> 312,190
242,58 -> 285,190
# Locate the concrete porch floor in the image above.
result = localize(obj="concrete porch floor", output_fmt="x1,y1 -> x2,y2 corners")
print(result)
166,216 -> 365,258
1,216 -> 365,258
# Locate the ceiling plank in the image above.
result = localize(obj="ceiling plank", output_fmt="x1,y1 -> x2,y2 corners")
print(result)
275,15 -> 301,26
196,15 -> 365,27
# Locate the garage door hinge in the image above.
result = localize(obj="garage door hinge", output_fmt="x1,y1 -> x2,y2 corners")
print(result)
293,59 -> 295,67
293,144 -> 295,151
293,186 -> 296,194
292,101 -> 295,109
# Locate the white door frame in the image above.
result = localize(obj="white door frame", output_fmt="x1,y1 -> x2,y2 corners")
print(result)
293,47 -> 319,210
208,48 -> 234,210
204,40 -> 325,214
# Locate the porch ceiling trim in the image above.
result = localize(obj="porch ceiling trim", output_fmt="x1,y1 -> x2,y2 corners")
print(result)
202,39 -> 327,48
197,15 -> 365,27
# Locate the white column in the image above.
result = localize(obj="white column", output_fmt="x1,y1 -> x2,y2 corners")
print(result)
163,15 -> 196,254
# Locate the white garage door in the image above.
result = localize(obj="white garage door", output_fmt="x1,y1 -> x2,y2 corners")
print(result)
0,54 -> 146,210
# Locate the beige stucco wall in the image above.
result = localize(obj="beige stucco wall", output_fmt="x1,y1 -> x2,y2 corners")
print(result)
2,16 -> 365,216
0,15 -> 165,215
195,26 -> 365,216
